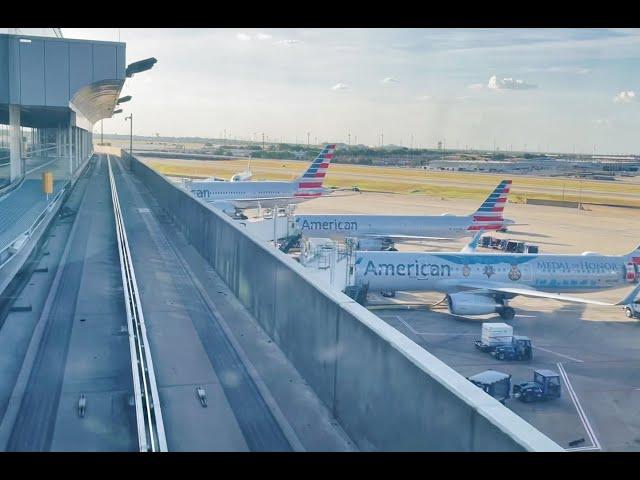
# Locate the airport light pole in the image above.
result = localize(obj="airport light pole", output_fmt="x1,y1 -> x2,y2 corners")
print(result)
125,113 -> 133,159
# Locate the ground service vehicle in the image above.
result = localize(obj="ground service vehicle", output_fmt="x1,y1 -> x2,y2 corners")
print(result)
512,369 -> 561,402
474,323 -> 513,352
623,299 -> 640,319
480,236 -> 539,253
474,323 -> 533,360
467,370 -> 511,404
491,336 -> 533,361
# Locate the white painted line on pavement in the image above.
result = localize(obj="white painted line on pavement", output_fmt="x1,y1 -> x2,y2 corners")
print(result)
393,316 -> 475,336
557,362 -> 601,452
535,346 -> 584,363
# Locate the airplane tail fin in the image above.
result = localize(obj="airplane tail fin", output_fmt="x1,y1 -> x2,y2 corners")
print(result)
294,144 -> 336,198
467,179 -> 512,232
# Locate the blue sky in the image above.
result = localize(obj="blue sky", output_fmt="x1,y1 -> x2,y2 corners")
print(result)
64,28 -> 640,154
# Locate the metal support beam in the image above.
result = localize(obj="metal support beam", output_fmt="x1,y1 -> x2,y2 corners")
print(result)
9,105 -> 21,182
68,125 -> 73,176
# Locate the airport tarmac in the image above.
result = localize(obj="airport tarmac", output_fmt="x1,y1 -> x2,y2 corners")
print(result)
294,191 -> 640,452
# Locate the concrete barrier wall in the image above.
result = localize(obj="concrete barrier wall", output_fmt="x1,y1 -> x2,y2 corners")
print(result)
127,152 -> 562,452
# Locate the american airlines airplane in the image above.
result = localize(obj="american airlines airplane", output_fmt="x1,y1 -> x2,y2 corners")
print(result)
293,180 -> 515,250
185,144 -> 335,215
353,232 -> 640,319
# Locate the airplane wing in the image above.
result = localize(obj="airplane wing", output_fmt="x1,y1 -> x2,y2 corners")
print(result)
227,196 -> 301,205
361,233 -> 457,242
450,280 -> 614,306
221,193 -> 336,208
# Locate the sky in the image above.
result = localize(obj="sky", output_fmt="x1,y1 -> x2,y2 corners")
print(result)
63,28 -> 640,154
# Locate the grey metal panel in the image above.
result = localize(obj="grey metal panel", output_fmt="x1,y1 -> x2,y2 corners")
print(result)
237,234 -> 277,336
18,39 -> 45,106
8,38 -> 21,104
273,263 -> 338,407
0,37 -> 8,103
333,307 -> 475,451
68,42 -> 92,99
44,41 -> 69,107
92,44 -> 117,83
116,44 -> 126,80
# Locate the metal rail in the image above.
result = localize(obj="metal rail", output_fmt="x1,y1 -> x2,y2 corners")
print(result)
0,186 -> 66,270
107,155 -> 168,452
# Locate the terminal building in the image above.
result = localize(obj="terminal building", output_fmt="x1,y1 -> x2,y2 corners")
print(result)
0,28 -> 125,187
0,28 -> 128,291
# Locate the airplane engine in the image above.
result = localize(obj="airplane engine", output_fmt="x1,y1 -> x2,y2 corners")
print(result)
356,238 -> 395,251
446,293 -> 502,316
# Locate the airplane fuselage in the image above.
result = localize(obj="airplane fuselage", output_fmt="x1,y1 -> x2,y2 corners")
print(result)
294,214 -> 476,240
187,180 -> 314,209
355,251 -> 634,294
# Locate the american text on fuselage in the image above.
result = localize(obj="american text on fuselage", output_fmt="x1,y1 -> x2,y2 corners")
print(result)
357,255 -> 628,292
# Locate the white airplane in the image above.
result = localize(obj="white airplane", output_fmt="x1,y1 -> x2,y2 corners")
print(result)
199,170 -> 252,182
353,231 -> 640,319
185,144 -> 335,215
227,157 -> 253,182
230,170 -> 253,182
293,180 -> 515,250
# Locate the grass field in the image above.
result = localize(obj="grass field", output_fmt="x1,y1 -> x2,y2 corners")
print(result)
143,157 -> 640,208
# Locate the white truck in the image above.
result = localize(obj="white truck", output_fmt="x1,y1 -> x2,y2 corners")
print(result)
475,323 -> 513,351
474,322 -> 533,361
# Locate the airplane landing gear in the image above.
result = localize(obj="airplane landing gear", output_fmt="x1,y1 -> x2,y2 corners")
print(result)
499,306 -> 516,320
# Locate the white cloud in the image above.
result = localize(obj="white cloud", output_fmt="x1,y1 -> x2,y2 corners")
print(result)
237,32 -> 272,41
594,118 -> 614,127
526,66 -> 591,75
613,90 -> 635,103
488,75 -> 537,90
382,77 -> 399,84
467,83 -> 484,90
332,83 -> 349,91
279,39 -> 299,45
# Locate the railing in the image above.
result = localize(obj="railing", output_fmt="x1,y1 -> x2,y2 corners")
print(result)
0,186 -> 66,270
107,155 -> 168,452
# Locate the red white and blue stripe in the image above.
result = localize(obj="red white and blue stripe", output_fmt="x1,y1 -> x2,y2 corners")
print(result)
467,180 -> 512,231
295,144 -> 336,197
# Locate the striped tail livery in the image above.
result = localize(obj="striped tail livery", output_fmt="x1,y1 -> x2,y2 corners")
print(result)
467,180 -> 512,231
294,144 -> 336,199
